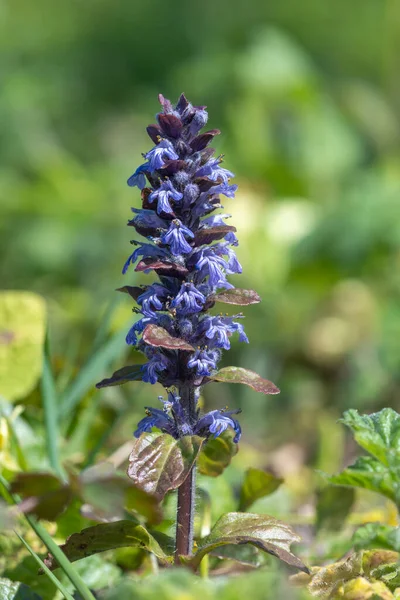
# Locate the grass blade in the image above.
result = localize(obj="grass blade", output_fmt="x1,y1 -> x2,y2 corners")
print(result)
16,532 -> 75,600
0,475 -> 96,600
42,336 -> 65,480
58,325 -> 128,420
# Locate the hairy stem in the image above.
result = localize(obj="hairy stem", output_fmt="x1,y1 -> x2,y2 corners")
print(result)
175,386 -> 197,563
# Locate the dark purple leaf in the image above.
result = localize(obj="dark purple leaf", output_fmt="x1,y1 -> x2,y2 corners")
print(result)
157,114 -> 183,138
158,94 -> 173,112
141,187 -> 153,210
207,367 -> 280,394
116,286 -> 144,301
176,93 -> 189,113
96,365 -> 144,389
142,324 -> 194,351
146,124 -> 162,144
127,433 -> 203,500
194,225 -> 237,246
190,129 -> 221,151
195,177 -> 217,192
158,160 -> 186,177
135,259 -> 188,278
211,288 -> 261,306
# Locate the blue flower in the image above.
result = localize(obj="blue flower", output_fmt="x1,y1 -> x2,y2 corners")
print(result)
198,316 -> 231,350
212,182 -> 238,199
134,407 -> 177,438
137,283 -> 169,317
145,140 -> 179,171
161,220 -> 194,255
128,208 -> 168,231
170,283 -> 205,315
196,158 -> 234,183
149,180 -> 183,215
195,409 -> 242,443
126,317 -> 149,346
127,164 -> 149,189
122,242 -> 168,274
193,247 -> 233,290
187,348 -> 217,376
142,352 -> 171,384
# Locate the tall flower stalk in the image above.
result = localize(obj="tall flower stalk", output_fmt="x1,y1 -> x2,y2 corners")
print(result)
97,94 -> 293,565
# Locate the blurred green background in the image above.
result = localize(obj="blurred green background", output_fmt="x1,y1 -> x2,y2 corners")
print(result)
2,0 -> 400,477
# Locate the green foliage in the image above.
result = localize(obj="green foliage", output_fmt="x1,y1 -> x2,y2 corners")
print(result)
44,520 -> 172,569
0,578 -> 42,600
0,292 -> 46,402
197,430 -> 238,477
239,468 -> 283,511
327,409 -> 400,507
315,486 -> 355,532
207,367 -> 280,394
353,524 -> 400,553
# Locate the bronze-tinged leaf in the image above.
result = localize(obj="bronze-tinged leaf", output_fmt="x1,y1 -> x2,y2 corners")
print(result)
190,129 -> 220,151
96,365 -> 144,389
11,473 -> 72,521
127,433 -> 203,501
116,286 -> 144,301
194,226 -> 237,246
197,430 -> 238,477
135,259 -> 188,278
44,520 -> 171,570
158,160 -> 186,177
142,324 -> 194,352
207,367 -> 280,395
157,114 -> 183,138
239,468 -> 283,511
184,512 -> 308,573
211,288 -> 261,306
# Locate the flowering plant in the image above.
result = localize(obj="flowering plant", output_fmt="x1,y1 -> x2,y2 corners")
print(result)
96,93 -> 306,570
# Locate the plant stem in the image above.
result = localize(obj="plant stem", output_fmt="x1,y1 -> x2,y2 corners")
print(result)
175,386 -> 197,563
175,464 -> 196,562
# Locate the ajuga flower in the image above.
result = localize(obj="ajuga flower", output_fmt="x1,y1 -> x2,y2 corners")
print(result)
97,93 -> 278,448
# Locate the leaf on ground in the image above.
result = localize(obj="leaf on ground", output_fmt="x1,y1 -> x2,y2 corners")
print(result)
239,468 -> 283,511
185,512 -> 308,572
44,520 -> 171,570
96,365 -> 144,388
11,472 -> 72,521
207,367 -> 280,394
127,433 -> 203,500
197,430 -> 238,477
0,291 -> 46,402
142,324 -> 194,351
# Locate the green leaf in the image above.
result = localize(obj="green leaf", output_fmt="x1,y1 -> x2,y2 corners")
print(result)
142,324 -> 194,351
44,520 -> 171,570
0,291 -> 46,402
306,552 -> 363,598
16,533 -> 75,600
209,543 -> 268,567
315,485 -> 355,532
327,456 -> 395,502
197,430 -> 238,477
207,367 -> 280,394
95,364 -> 144,389
80,463 -> 162,524
238,468 -> 283,511
341,408 -> 400,467
186,512 -> 307,572
127,433 -> 203,500
0,578 -> 42,600
211,288 -> 261,306
41,336 -> 64,479
353,524 -> 400,552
